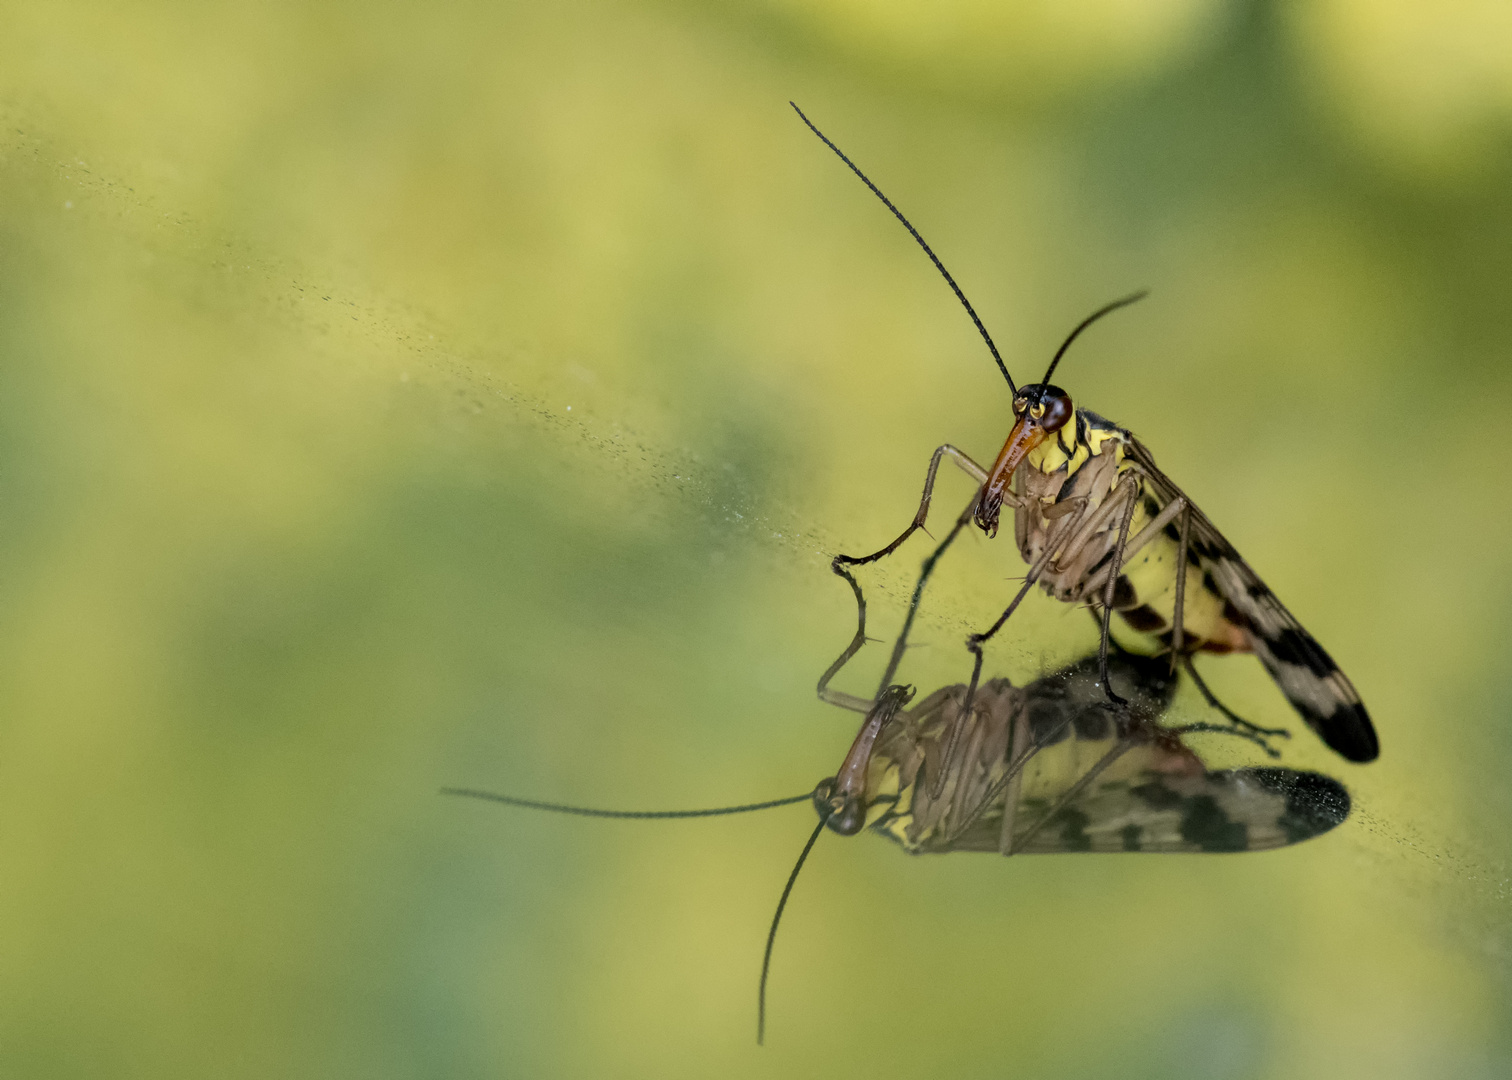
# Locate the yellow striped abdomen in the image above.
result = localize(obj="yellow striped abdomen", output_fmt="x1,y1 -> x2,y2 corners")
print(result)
1115,488 -> 1248,653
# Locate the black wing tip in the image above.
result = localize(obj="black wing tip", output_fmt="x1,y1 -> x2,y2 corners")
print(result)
1319,704 -> 1380,763
1289,692 -> 1379,763
1246,768 -> 1352,840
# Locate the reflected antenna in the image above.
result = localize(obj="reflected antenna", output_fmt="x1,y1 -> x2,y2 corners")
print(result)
758,815 -> 827,1045
448,783 -> 827,1045
791,102 -> 1017,395
441,788 -> 812,818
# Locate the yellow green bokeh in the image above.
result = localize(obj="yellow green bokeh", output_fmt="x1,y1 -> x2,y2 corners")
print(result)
2,2 -> 1511,1077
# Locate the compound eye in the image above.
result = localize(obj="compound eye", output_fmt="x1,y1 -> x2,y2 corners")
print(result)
825,796 -> 867,836
1039,391 -> 1073,433
811,778 -> 836,813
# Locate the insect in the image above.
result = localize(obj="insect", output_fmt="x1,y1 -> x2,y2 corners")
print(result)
791,103 -> 1379,764
447,566 -> 1352,1042
813,569 -> 1350,859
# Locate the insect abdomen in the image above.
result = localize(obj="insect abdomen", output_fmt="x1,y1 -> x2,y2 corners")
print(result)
1112,489 -> 1247,652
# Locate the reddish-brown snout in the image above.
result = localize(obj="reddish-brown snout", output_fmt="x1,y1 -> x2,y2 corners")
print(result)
973,385 -> 1073,536
973,416 -> 1045,536
816,684 -> 913,836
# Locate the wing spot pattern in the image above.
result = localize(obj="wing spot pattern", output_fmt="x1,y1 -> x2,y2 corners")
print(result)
1179,795 -> 1248,852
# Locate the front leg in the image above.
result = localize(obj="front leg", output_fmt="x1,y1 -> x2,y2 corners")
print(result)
836,444 -> 1014,568
816,562 -> 879,714
819,508 -> 977,710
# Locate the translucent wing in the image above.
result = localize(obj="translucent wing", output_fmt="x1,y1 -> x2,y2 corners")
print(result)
1122,435 -> 1379,763
968,749 -> 1350,854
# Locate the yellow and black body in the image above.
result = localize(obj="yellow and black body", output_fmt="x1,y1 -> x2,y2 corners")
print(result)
792,102 -> 1379,766
973,381 -> 1377,763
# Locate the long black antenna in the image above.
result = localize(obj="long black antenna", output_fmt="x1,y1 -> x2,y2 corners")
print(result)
441,788 -> 811,819
758,815 -> 827,1045
447,784 -> 824,1045
791,102 -> 1017,395
1040,290 -> 1148,385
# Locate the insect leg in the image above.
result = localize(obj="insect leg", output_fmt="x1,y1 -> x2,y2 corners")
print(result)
1086,609 -> 1137,657
968,507 -> 1084,653
942,704 -> 992,836
1053,487 -> 1135,572
820,498 -> 974,711
874,504 -> 973,694
1082,489 -> 1188,596
1179,655 -> 1291,742
816,562 -> 880,713
932,639 -> 990,801
823,447 -> 981,727
1008,738 -> 1137,851
996,701 -> 1033,854
955,675 -> 1117,843
931,512 -> 1083,799
1170,503 -> 1190,673
1066,482 -> 1186,701
1096,477 -> 1144,706
1163,721 -> 1282,758
835,444 -> 1010,568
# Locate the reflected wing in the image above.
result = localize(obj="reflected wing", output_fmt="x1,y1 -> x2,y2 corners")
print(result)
931,728 -> 1350,854
867,651 -> 1350,856
1011,763 -> 1351,854
1124,436 -> 1378,763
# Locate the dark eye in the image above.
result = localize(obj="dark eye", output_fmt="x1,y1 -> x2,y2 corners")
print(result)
811,778 -> 836,812
825,796 -> 867,836
1039,391 -> 1073,432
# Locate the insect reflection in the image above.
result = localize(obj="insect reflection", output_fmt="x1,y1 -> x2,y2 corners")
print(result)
447,566 -> 1349,1043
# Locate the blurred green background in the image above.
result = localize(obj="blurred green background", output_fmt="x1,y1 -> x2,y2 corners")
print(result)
3,0 -> 1512,1077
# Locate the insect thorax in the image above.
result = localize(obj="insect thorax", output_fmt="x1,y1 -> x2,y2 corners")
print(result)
1015,408 -> 1131,605
860,654 -> 1200,856
1015,408 -> 1245,652
864,678 -> 1023,854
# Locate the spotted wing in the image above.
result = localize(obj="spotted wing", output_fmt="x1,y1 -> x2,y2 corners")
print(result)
925,731 -> 1350,854
1010,763 -> 1350,853
1123,436 -> 1378,763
